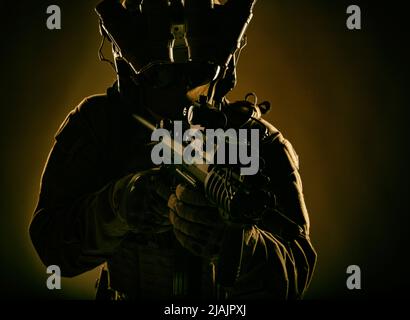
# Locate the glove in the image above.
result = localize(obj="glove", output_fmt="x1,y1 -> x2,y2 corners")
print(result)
168,183 -> 227,259
112,168 -> 173,234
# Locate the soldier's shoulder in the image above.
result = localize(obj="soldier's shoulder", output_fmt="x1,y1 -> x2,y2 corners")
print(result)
74,93 -> 113,122
54,91 -> 119,147
260,117 -> 300,172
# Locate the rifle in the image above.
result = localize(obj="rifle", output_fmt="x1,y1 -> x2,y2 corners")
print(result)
132,95 -> 274,223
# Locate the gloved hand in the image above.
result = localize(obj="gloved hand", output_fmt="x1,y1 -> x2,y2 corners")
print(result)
168,183 -> 227,259
112,168 -> 173,234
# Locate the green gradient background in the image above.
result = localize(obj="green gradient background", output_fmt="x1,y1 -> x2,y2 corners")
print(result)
1,1 -> 409,299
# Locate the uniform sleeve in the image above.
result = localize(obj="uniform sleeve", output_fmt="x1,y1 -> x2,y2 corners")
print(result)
216,126 -> 317,300
29,97 -> 131,277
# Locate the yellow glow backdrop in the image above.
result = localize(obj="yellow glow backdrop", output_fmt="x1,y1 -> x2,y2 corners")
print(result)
1,1 -> 409,299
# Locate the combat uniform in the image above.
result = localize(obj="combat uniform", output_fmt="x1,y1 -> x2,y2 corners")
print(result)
30,84 -> 317,300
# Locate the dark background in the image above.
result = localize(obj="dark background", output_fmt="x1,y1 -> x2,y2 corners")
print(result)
0,0 -> 409,299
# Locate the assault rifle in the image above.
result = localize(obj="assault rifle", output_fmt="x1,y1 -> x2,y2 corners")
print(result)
132,95 -> 274,223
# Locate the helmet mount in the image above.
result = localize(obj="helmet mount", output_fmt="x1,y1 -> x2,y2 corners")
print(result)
95,0 -> 256,103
